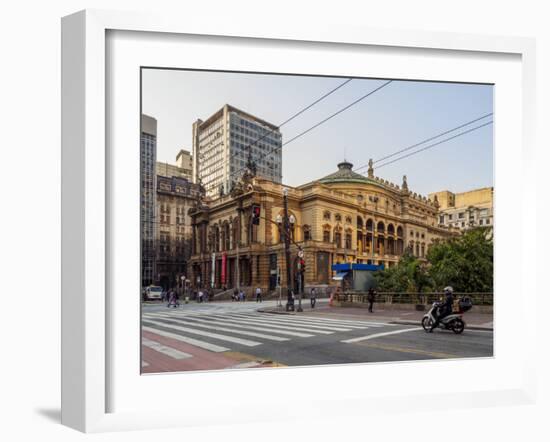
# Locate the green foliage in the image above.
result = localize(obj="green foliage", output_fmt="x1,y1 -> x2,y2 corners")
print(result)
373,227 -> 493,293
427,227 -> 493,292
373,250 -> 434,293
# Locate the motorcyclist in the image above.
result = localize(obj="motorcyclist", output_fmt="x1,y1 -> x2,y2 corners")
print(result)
428,286 -> 454,332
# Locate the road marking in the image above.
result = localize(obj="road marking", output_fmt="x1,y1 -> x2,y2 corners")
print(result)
235,312 -> 367,327
342,327 -> 422,343
142,315 -> 289,342
228,314 -> 355,332
146,313 -> 315,337
205,314 -> 334,334
142,326 -> 230,352
142,338 -> 193,359
356,342 -> 460,359
143,319 -> 262,347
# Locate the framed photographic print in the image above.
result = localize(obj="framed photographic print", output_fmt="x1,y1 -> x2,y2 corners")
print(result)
61,9 -> 537,433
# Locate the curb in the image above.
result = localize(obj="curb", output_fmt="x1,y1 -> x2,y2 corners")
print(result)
390,320 -> 493,331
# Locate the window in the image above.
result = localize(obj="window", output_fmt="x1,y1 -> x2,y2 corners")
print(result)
323,230 -> 330,242
448,214 -> 453,220
439,216 -> 445,224
458,212 -> 465,219
334,232 -> 342,248
345,233 -> 352,249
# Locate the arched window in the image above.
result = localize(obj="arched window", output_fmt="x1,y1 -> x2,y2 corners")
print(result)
334,227 -> 342,248
366,219 -> 374,231
387,223 -> 395,236
224,222 -> 230,251
357,216 -> 364,230
397,226 -> 403,237
345,230 -> 352,249
377,221 -> 385,234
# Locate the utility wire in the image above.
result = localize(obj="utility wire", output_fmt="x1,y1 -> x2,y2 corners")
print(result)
354,112 -> 493,172
205,78 -> 353,191
210,79 -> 393,191
372,120 -> 493,170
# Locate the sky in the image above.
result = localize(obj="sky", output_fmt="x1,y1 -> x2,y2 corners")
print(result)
142,69 -> 493,196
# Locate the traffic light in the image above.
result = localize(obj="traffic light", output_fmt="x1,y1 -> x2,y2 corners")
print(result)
252,205 -> 261,225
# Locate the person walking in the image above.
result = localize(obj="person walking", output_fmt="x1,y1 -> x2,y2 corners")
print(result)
310,287 -> 317,308
367,287 -> 377,313
255,287 -> 262,302
232,287 -> 239,302
198,289 -> 204,303
167,288 -> 178,308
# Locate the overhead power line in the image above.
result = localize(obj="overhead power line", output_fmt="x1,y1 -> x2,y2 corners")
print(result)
206,78 -> 353,190
354,112 -> 493,172
372,120 -> 493,171
210,79 -> 393,192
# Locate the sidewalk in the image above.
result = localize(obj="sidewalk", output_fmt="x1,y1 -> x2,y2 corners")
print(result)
259,302 -> 494,331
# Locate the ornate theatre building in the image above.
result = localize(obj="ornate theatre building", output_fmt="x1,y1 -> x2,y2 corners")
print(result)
188,160 -> 454,293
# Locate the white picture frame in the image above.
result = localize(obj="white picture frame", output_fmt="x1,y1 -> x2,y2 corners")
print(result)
61,9 -> 537,433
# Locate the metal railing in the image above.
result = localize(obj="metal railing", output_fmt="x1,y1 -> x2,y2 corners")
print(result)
335,292 -> 493,306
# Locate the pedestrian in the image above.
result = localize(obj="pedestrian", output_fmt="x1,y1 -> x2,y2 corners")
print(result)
367,287 -> 376,313
239,289 -> 245,302
310,287 -> 317,308
233,287 -> 239,302
198,290 -> 204,303
167,288 -> 177,308
255,287 -> 262,302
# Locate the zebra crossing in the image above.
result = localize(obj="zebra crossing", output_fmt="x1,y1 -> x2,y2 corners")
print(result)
141,310 -> 397,370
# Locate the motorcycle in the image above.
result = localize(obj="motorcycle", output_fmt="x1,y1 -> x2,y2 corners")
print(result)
421,296 -> 473,334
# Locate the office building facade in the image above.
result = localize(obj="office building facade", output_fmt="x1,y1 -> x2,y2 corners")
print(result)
192,104 -> 282,196
141,114 -> 157,287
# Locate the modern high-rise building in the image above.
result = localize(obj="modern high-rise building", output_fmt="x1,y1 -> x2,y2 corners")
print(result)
192,104 -> 282,196
141,114 -> 157,287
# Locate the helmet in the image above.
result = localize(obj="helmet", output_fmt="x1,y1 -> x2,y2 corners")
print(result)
443,286 -> 454,294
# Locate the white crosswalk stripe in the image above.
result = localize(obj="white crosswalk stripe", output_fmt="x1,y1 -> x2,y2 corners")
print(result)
142,338 -> 193,359
142,308 -> 397,356
143,319 -> 262,347
142,326 -> 230,352
146,313 -> 315,337
229,313 -> 369,330
143,314 -> 290,342
203,314 -> 335,334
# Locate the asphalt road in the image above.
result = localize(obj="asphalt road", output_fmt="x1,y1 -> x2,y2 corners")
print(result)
141,300 -> 493,372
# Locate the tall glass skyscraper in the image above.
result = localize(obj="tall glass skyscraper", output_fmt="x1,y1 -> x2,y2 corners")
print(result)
192,104 -> 282,196
141,114 -> 157,286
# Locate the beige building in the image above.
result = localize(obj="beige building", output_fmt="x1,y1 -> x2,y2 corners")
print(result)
156,149 -> 193,181
429,187 -> 493,230
154,175 -> 200,289
188,160 -> 455,292
176,149 -> 193,179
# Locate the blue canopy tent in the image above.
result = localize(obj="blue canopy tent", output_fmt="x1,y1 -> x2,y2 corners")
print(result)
331,263 -> 384,292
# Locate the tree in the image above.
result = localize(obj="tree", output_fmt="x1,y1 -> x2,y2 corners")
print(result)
374,250 -> 434,293
373,227 -> 493,293
427,227 -> 493,292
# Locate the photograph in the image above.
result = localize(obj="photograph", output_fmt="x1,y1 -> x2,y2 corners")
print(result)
140,69 -> 494,374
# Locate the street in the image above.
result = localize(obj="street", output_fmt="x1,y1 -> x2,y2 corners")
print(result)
141,300 -> 493,373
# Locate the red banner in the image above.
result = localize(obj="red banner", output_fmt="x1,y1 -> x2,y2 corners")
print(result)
221,253 -> 227,285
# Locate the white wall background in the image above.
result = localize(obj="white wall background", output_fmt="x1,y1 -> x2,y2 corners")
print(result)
0,1 -> 547,440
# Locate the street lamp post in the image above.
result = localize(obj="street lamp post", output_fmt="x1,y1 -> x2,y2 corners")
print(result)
282,188 -> 294,311
297,246 -> 304,312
